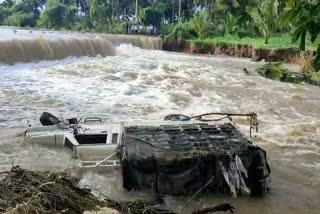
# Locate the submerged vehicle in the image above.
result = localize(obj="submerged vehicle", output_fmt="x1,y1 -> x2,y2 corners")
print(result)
25,112 -> 270,197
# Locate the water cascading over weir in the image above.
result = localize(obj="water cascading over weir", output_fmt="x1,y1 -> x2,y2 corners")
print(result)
103,34 -> 163,50
0,28 -> 163,64
0,29 -> 114,64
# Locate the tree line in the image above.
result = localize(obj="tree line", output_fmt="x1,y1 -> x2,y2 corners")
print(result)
0,1 -> 317,35
0,0 -> 189,32
0,1 -> 319,56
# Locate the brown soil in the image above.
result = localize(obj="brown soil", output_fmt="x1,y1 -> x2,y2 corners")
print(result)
162,39 -> 315,64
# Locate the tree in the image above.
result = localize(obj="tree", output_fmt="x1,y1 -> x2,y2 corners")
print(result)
4,12 -> 36,27
281,0 -> 320,51
1,0 -> 47,27
38,0 -> 68,28
0,0 -> 14,8
282,0 -> 320,71
212,0 -> 258,18
152,1 -> 167,24
139,7 -> 162,28
195,0 -> 210,8
190,9 -> 213,39
0,6 -> 12,25
248,0 -> 279,44
223,12 -> 240,35
66,4 -> 78,26
90,0 -> 112,22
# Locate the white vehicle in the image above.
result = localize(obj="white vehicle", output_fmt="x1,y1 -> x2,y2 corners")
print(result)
25,113 -> 214,164
25,112 -> 270,196
25,112 -> 125,168
25,112 -> 258,165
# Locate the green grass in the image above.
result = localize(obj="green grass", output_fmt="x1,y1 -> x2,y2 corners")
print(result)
310,72 -> 320,85
193,35 -> 320,49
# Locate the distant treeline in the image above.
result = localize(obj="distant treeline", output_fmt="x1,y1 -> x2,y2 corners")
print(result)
0,1 -> 319,56
0,1 -> 317,37
0,0 -> 207,33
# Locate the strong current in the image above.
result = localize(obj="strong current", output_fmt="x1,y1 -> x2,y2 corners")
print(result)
0,29 -> 319,213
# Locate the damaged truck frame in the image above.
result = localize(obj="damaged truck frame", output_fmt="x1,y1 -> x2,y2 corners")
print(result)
25,112 -> 270,197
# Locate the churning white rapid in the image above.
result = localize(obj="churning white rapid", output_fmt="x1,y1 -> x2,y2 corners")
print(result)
0,33 -> 319,213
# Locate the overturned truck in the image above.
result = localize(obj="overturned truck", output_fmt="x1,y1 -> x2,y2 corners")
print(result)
120,113 -> 270,197
26,112 -> 270,197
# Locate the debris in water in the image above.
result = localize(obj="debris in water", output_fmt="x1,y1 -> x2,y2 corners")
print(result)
0,166 -> 235,214
0,166 -> 104,214
243,67 -> 250,75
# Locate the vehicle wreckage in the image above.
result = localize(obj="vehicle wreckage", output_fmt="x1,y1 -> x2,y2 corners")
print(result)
25,112 -> 270,197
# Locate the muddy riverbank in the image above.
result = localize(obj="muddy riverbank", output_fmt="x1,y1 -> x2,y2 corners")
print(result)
162,38 -> 316,64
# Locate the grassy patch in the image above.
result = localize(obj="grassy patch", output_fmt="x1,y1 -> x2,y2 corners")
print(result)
309,72 -> 320,86
193,35 -> 320,49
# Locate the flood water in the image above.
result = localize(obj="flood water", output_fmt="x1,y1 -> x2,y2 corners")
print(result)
0,29 -> 320,213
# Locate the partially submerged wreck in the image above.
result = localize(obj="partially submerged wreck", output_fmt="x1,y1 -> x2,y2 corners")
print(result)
25,112 -> 270,197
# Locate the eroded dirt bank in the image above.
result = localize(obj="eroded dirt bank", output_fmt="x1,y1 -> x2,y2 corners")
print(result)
162,38 -> 315,64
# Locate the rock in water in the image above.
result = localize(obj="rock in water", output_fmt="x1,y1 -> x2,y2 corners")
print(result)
243,67 -> 250,75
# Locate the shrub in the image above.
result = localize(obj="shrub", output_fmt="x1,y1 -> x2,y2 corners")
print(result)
256,62 -> 285,81
166,22 -> 197,40
281,71 -> 304,83
190,10 -> 214,39
0,6 -> 11,25
161,23 -> 175,35
237,28 -> 252,39
256,62 -> 308,84
4,12 -> 36,27
223,12 -> 240,35
110,21 -> 128,34
299,54 -> 317,74
313,45 -> 320,71
309,72 -> 320,86
213,23 -> 225,37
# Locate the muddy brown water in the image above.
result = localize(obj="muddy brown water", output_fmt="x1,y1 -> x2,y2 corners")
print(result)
0,30 -> 320,213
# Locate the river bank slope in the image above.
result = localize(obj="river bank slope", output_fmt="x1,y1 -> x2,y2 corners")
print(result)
162,38 -> 316,64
